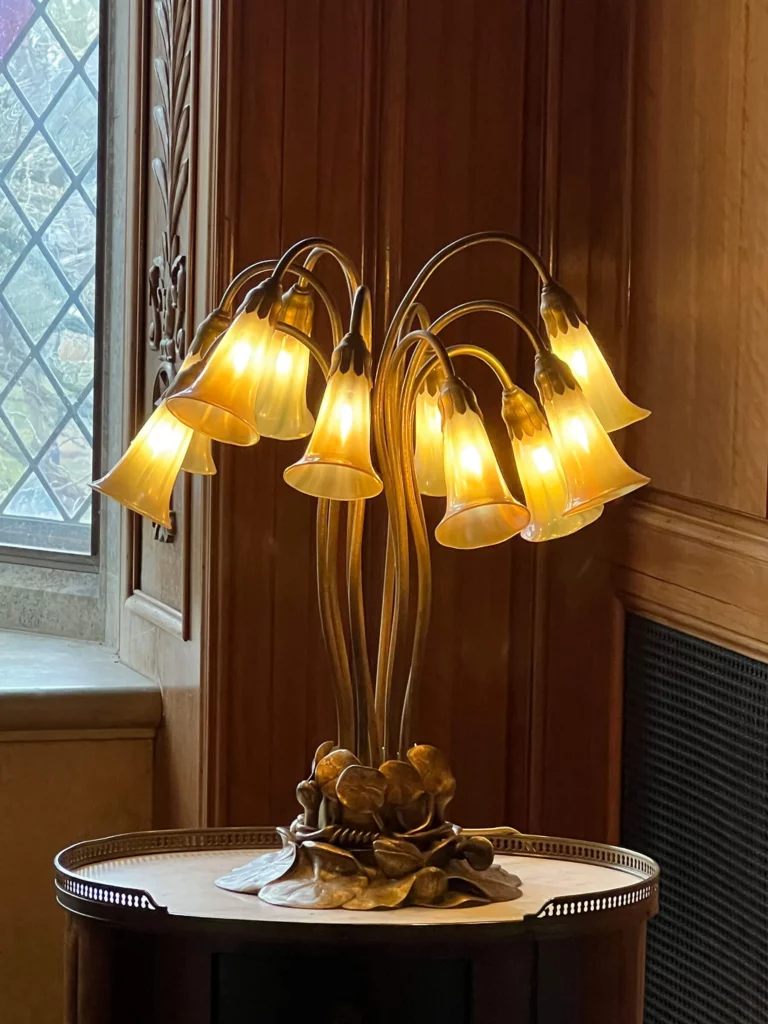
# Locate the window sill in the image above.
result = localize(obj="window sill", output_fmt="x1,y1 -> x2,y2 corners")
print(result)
0,562 -> 104,642
0,629 -> 161,738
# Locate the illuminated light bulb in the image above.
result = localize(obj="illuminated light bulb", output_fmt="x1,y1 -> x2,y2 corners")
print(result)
167,279 -> 282,445
92,402 -> 192,529
540,282 -> 649,433
435,377 -> 529,550
534,351 -> 649,515
284,334 -> 383,501
501,386 -> 602,542
413,380 -> 446,497
253,285 -> 316,440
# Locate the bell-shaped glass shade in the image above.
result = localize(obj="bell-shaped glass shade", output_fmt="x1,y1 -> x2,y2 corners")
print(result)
435,387 -> 530,549
254,332 -> 315,440
538,381 -> 649,515
254,286 -> 315,440
92,402 -> 192,529
167,307 -> 273,445
413,384 -> 446,496
548,321 -> 649,433
284,365 -> 383,500
181,430 -> 216,475
511,423 -> 602,541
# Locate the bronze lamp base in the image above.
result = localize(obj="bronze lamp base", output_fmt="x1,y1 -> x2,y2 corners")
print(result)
216,742 -> 522,910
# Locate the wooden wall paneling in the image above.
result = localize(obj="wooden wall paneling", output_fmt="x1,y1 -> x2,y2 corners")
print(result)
395,0 -> 533,828
629,0 -> 768,515
619,0 -> 768,672
526,0 -> 636,842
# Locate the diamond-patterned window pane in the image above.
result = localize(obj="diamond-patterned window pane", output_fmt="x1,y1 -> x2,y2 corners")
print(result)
6,17 -> 72,115
5,471 -> 61,520
43,190 -> 94,286
0,304 -> 29,391
41,304 -> 92,399
5,130 -> 68,227
46,75 -> 97,173
4,245 -> 66,339
0,418 -> 26,502
0,0 -> 99,554
84,39 -> 97,87
81,159 -> 96,204
39,417 -> 91,516
47,0 -> 99,60
0,189 -> 28,279
4,359 -> 65,456
76,384 -> 92,435
0,0 -> 35,61
0,73 -> 33,168
79,272 -> 94,321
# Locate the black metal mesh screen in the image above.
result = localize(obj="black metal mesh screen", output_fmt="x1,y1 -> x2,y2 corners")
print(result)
622,614 -> 768,1024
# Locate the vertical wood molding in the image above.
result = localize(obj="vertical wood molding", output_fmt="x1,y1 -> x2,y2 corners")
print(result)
526,0 -> 637,843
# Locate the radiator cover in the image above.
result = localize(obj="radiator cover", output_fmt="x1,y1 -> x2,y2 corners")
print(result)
621,614 -> 768,1024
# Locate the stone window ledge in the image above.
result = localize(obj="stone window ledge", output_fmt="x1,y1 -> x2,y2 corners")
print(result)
0,629 -> 161,737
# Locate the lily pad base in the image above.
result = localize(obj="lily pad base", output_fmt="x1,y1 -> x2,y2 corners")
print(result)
216,741 -> 523,910
215,830 -> 522,910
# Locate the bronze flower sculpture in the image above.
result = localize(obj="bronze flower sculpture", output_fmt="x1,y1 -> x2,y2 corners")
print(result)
216,743 -> 522,909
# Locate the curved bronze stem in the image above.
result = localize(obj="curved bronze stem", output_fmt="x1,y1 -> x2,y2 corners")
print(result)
428,299 -> 546,355
346,500 -> 379,764
317,499 -> 355,751
371,233 -> 553,758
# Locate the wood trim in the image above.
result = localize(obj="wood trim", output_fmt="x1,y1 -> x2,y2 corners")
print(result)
199,0 -> 240,828
125,589 -> 184,639
616,488 -> 768,663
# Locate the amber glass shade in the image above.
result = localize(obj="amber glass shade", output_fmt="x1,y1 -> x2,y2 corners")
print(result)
548,320 -> 649,433
435,381 -> 529,549
537,375 -> 649,515
284,364 -> 383,500
413,383 -> 446,497
511,425 -> 602,541
167,307 -> 273,445
254,286 -> 315,440
181,430 -> 216,475
92,402 -> 192,529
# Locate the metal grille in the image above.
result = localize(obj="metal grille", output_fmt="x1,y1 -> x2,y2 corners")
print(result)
622,614 -> 768,1024
0,0 -> 100,554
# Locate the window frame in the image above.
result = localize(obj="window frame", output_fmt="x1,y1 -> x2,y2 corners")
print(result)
0,0 -> 108,572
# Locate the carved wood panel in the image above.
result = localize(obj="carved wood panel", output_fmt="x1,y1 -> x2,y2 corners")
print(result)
134,0 -> 194,617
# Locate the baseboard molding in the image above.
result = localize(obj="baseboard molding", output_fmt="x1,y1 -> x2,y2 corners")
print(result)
615,489 -> 768,664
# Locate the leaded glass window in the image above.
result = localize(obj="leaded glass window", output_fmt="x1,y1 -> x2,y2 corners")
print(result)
0,0 -> 100,555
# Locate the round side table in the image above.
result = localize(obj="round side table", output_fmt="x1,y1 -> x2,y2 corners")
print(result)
55,827 -> 658,1024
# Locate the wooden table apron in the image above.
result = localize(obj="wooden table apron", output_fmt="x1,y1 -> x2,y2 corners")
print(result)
55,827 -> 659,1024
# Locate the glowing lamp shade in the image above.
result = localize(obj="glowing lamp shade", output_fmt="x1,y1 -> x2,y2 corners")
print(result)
413,383 -> 446,497
254,286 -> 315,440
512,426 -> 602,541
92,402 -> 192,529
284,364 -> 383,501
167,307 -> 273,446
181,429 -> 216,475
549,320 -> 649,433
435,381 -> 529,550
535,366 -> 649,515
